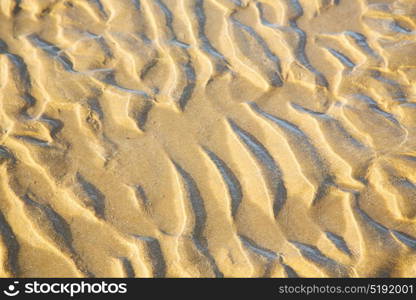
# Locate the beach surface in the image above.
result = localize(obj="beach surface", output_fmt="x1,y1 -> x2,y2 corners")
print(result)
0,0 -> 415,277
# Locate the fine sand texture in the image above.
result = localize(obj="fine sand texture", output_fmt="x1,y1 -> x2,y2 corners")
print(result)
0,0 -> 415,277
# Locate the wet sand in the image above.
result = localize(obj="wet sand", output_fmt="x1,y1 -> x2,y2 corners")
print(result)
0,0 -> 415,277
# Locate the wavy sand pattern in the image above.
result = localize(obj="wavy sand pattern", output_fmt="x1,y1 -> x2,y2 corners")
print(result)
0,0 -> 415,277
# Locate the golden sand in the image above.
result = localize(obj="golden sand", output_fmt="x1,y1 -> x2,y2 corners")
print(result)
0,0 -> 415,277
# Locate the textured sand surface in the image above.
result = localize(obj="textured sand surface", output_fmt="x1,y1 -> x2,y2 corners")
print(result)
0,0 -> 415,277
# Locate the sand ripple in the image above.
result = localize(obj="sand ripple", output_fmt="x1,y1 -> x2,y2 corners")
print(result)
0,0 -> 415,277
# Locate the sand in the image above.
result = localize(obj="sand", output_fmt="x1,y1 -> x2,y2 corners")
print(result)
0,0 -> 415,278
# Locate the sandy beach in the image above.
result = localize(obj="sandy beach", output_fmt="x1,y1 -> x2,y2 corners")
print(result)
0,0 -> 415,277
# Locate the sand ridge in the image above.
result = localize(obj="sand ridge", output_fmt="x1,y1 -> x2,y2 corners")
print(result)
0,0 -> 415,277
